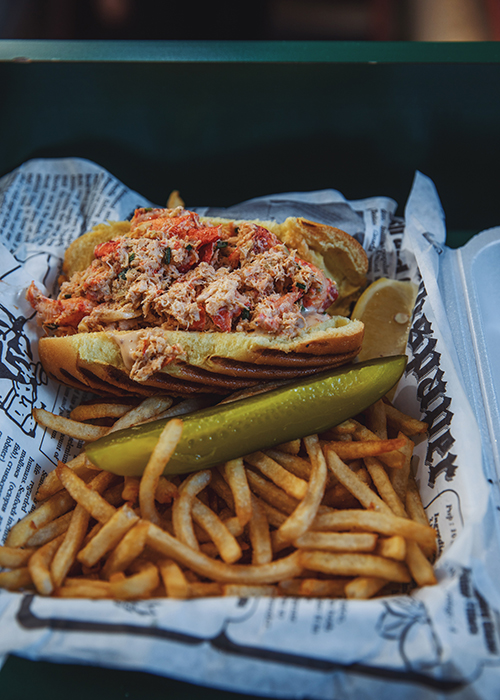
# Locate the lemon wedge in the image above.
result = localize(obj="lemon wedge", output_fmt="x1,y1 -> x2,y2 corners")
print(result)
352,278 -> 419,362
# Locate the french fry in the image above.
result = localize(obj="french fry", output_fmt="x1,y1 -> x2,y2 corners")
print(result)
108,396 -> 174,433
299,551 -> 411,583
264,449 -> 316,483
324,448 -> 391,515
3,392 -> 438,600
295,531 -> 378,553
57,580 -> 112,598
245,469 -> 299,515
155,476 -> 178,504
82,521 -> 103,547
56,462 -> 116,524
312,509 -> 437,551
374,535 -> 407,561
35,453 -> 89,502
248,496 -> 273,565
210,469 -> 235,511
36,462 -> 100,504
322,482 -> 360,509
244,452 -> 308,500
364,400 -> 387,439
29,534 -> 65,596
109,561 -> 160,599
77,503 -> 140,568
345,576 -> 388,599
405,474 -> 435,561
5,489 -> 75,548
102,519 -> 150,579
25,511 -> 73,548
139,419 -> 183,526
277,435 -> 327,543
351,421 -> 405,469
0,546 -> 36,569
143,396 -> 214,424
103,482 -> 126,507
0,546 -> 36,568
65,577 -> 111,588
88,469 -> 117,494
319,419 -> 358,440
363,457 -> 437,586
275,440 -> 301,455
147,523 -> 303,584
172,470 -> 212,550
122,476 -> 140,503
192,498 -> 242,564
364,456 -> 406,515
323,437 -> 406,462
200,542 -> 220,558
188,582 -> 223,597
405,472 -> 431,526
33,408 -> 110,442
224,458 -> 252,527
223,584 -> 277,597
0,567 -> 33,591
222,516 -> 245,539
255,497 -> 288,529
405,539 -> 438,587
70,402 -> 135,421
389,433 -> 414,503
159,558 -> 190,598
383,402 -> 428,435
279,578 -> 347,598
50,504 -> 90,587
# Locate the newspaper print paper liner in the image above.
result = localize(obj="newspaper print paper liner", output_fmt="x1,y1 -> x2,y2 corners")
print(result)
0,159 -> 498,700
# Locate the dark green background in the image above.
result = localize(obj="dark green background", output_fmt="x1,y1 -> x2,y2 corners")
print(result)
1,40 -> 499,698
2,654 -> 268,700
1,41 -> 500,247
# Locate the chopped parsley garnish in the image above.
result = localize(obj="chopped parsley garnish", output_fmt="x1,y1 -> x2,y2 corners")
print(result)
45,323 -> 59,330
162,247 -> 172,265
241,308 -> 251,320
63,294 -> 72,299
143,207 -> 153,212
216,240 -> 228,249
296,282 -> 306,290
119,269 -> 128,280
128,253 -> 135,263
185,244 -> 193,251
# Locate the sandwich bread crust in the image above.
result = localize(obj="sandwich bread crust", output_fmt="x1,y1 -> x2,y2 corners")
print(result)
29,206 -> 368,397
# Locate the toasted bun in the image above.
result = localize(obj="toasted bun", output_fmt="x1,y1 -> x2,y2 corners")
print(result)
43,209 -> 368,397
38,316 -> 364,397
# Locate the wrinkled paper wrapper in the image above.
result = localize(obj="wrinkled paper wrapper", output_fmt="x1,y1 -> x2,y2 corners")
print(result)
0,159 -> 499,699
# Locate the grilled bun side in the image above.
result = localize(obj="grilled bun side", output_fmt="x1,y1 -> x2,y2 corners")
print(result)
38,317 -> 364,374
277,218 -> 368,316
37,317 -> 364,397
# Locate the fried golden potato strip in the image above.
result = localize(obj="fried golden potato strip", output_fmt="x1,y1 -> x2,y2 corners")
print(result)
0,397 -> 436,599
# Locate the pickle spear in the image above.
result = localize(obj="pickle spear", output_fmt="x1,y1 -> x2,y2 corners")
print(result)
85,355 -> 406,477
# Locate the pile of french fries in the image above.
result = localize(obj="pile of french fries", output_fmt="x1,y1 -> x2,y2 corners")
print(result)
0,394 -> 436,600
